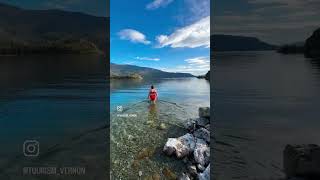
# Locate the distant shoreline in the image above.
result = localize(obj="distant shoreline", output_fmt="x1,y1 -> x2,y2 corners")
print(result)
110,74 -> 143,80
0,40 -> 103,55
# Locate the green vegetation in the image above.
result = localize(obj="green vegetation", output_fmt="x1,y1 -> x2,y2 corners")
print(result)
0,39 -> 101,55
110,73 -> 143,80
0,3 -> 107,55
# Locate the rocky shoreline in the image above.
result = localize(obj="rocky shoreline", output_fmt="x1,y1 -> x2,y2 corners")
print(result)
162,107 -> 211,180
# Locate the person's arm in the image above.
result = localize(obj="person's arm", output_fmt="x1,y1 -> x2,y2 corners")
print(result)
147,90 -> 150,99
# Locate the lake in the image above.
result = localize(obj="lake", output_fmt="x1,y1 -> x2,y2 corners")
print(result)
0,55 -> 108,179
110,77 -> 210,179
213,51 -> 320,179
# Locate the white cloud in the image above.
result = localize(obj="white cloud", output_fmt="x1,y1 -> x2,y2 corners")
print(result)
123,61 -> 137,65
161,56 -> 210,75
136,57 -> 160,61
156,16 -> 210,48
185,56 -> 210,65
118,29 -> 151,45
184,0 -> 210,21
146,0 -> 174,10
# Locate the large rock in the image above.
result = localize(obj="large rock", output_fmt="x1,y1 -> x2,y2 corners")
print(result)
194,128 -> 210,143
195,117 -> 210,128
187,165 -> 198,177
199,107 -> 210,119
197,164 -> 206,172
284,144 -> 320,178
205,124 -> 210,131
163,133 -> 196,158
198,164 -> 210,180
194,139 -> 210,167
185,119 -> 196,132
178,173 -> 191,180
185,118 -> 209,132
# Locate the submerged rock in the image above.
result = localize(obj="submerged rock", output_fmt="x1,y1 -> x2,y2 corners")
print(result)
199,107 -> 210,119
194,139 -> 210,167
198,164 -> 210,180
284,144 -> 320,178
163,167 -> 177,180
143,173 -> 161,180
194,128 -> 210,143
136,147 -> 155,160
152,173 -> 161,180
163,133 -> 196,158
158,123 -> 167,130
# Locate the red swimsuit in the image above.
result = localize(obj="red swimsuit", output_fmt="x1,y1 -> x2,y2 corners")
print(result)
149,89 -> 157,101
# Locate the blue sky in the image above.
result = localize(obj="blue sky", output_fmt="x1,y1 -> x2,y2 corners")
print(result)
111,0 -> 210,76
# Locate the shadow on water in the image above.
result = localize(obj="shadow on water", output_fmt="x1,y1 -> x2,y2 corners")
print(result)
308,58 -> 320,71
111,100 -> 193,179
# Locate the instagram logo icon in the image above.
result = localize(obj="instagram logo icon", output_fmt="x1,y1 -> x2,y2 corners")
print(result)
23,140 -> 40,157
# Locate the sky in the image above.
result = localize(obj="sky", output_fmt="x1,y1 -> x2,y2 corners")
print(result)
0,0 -> 108,17
111,0 -> 210,76
214,0 -> 320,45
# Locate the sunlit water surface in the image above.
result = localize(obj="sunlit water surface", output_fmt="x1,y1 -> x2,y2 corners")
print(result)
110,78 -> 210,179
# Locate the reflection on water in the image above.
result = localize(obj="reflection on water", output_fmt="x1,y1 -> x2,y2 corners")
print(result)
110,77 -> 210,115
213,51 -> 320,179
110,78 -> 210,179
0,55 -> 108,179
148,103 -> 159,128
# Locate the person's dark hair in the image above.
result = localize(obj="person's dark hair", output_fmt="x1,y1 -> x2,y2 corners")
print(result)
151,85 -> 154,89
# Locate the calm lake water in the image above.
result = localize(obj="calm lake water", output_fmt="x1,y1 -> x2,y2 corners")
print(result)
110,78 -> 210,179
0,55 -> 108,179
213,51 -> 320,179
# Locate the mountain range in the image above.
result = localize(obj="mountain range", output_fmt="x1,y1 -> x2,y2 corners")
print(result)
0,2 -> 277,55
0,3 -> 108,54
211,35 -> 276,51
276,27 -> 320,58
110,63 -> 194,79
305,27 -> 320,58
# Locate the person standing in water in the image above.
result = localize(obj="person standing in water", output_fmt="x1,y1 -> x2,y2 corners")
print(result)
148,85 -> 158,103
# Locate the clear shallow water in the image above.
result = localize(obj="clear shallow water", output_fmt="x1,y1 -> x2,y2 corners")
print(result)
0,55 -> 108,179
110,78 -> 210,179
213,51 -> 320,179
